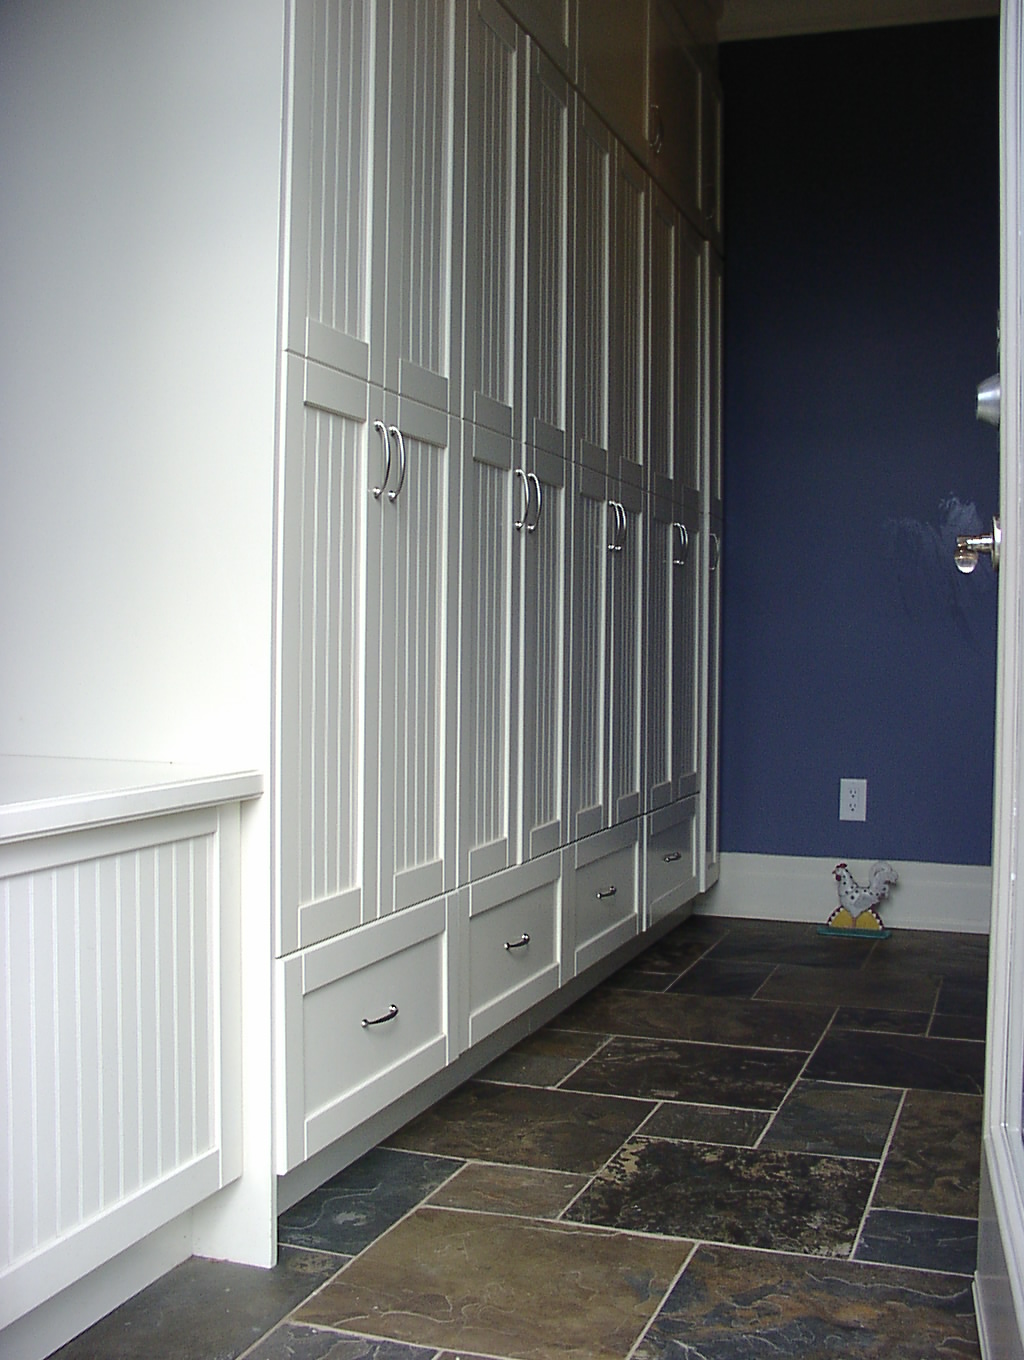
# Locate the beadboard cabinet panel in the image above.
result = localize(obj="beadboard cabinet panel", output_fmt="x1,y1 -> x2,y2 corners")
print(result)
610,149 -> 648,472
461,0 -> 525,446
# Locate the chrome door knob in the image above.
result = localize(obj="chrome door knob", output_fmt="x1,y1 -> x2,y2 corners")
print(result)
977,373 -> 1001,428
955,516 -> 1001,573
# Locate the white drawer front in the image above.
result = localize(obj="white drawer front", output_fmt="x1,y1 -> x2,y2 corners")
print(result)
278,899 -> 448,1172
467,855 -> 561,1047
646,796 -> 699,926
572,821 -> 640,975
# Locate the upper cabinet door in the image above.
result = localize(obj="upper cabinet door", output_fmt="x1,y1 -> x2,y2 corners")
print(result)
574,100 -> 612,463
380,0 -> 460,412
524,44 -> 573,462
462,0 -> 525,447
648,0 -> 701,223
700,69 -> 723,252
501,0 -> 575,78
578,0 -> 648,162
610,148 -> 647,472
647,184 -> 677,482
284,0 -> 378,380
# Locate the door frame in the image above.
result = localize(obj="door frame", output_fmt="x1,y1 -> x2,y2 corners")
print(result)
976,0 -> 1024,1353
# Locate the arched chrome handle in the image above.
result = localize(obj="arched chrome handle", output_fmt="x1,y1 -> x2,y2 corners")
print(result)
514,467 -> 530,531
673,522 -> 689,567
527,472 -> 542,532
663,851 -> 682,863
608,501 -> 625,552
361,1002 -> 399,1028
372,420 -> 391,499
504,932 -> 530,950
596,885 -> 618,899
956,516 -> 1001,573
709,531 -> 721,572
649,103 -> 665,155
387,425 -> 407,501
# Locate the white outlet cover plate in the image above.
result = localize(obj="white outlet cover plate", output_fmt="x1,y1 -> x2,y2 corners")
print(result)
839,778 -> 867,821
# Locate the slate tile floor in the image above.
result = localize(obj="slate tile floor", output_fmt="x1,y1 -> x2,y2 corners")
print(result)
53,915 -> 988,1360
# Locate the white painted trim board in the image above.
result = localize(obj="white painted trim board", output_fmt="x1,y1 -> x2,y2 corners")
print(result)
703,851 -> 991,934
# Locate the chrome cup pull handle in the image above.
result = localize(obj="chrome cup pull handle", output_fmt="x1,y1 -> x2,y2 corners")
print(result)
514,467 -> 530,531
387,425 -> 407,501
504,933 -> 530,950
527,472 -> 542,532
372,420 -> 391,499
362,1002 -> 399,1028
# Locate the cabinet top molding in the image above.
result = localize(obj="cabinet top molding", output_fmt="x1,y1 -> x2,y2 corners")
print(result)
718,0 -> 998,41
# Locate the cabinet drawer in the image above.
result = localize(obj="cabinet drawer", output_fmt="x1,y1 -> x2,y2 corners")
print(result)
277,898 -> 448,1172
646,796 -> 699,926
466,854 -> 562,1047
572,820 -> 640,975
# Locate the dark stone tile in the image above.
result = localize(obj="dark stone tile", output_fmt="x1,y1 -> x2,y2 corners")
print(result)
931,1012 -> 987,1041
478,1027 -> 607,1088
279,1147 -> 461,1256
862,930 -> 989,987
936,977 -> 989,1018
708,920 -> 878,969
803,1030 -> 984,1094
564,1036 -> 806,1109
559,987 -> 832,1051
639,1102 -> 770,1147
757,962 -> 940,1012
634,1244 -> 980,1358
630,931 -> 721,975
50,1249 -> 343,1360
603,965 -> 675,991
564,1137 -> 876,1257
762,1080 -> 901,1158
296,1207 -> 691,1360
667,958 -> 777,998
385,1079 -> 653,1173
832,1005 -> 930,1035
855,1209 -> 978,1276
874,1089 -> 983,1217
426,1162 -> 588,1218
244,1323 -> 438,1359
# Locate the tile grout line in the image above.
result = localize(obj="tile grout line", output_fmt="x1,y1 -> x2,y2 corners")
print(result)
751,1005 -> 839,1150
849,1086 -> 909,1262
623,1240 -> 702,1360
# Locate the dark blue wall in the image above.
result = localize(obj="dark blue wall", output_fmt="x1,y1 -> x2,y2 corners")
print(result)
718,19 -> 1000,866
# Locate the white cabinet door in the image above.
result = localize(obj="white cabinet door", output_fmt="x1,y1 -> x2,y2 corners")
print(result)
458,428 -> 518,884
283,0 -> 378,380
569,448 -> 610,840
610,147 -> 647,472
676,221 -> 703,491
524,43 -> 573,462
702,510 -> 722,890
705,242 -> 724,511
500,0 -> 574,77
519,445 -> 569,861
462,0 -> 524,447
607,457 -> 645,826
277,356 -> 382,955
380,0 -> 461,413
574,101 -> 612,463
673,486 -> 702,802
377,398 -> 461,917
577,0 -> 648,163
647,183 -> 677,481
648,0 -> 701,221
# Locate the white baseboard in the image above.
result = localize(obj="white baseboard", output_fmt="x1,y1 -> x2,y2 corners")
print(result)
701,852 -> 991,935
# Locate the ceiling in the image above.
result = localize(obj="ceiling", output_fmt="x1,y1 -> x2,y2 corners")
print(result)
718,0 -> 999,41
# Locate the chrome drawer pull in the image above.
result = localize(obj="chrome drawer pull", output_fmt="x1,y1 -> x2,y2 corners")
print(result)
662,851 -> 682,863
372,420 -> 391,499
527,472 -> 542,532
596,885 -> 618,899
514,466 -> 530,531
505,933 -> 530,950
387,425 -> 407,501
361,1003 -> 399,1028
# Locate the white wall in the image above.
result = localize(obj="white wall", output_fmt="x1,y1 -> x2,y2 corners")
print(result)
0,0 -> 286,769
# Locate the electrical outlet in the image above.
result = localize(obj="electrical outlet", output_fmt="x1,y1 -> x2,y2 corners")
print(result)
839,778 -> 867,822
